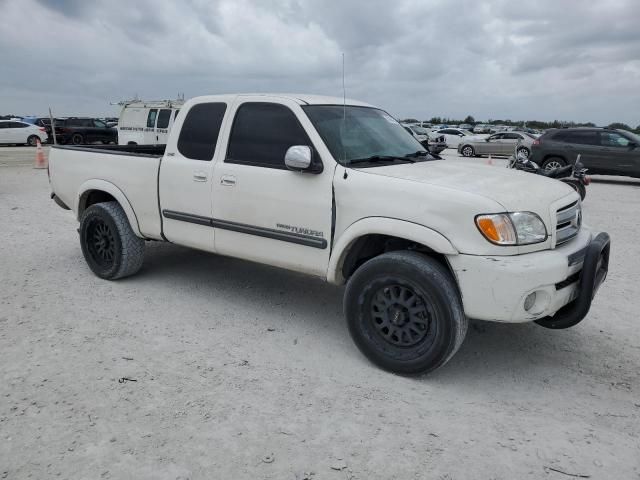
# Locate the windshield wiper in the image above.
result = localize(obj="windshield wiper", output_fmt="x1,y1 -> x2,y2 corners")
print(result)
405,150 -> 429,158
348,155 -> 416,166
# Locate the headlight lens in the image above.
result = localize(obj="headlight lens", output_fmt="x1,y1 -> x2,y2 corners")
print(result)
475,212 -> 547,245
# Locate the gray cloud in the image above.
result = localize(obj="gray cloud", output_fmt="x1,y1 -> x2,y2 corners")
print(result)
1,0 -> 639,126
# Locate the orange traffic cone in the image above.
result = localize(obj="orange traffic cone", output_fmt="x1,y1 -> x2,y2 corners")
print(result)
33,139 -> 47,169
486,154 -> 494,166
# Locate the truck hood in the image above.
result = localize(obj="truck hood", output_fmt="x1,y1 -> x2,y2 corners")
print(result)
357,160 -> 577,212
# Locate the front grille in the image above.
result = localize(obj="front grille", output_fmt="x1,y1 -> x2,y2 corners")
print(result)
555,200 -> 581,246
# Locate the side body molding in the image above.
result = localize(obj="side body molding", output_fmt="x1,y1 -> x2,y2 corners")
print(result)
76,179 -> 143,238
327,217 -> 458,284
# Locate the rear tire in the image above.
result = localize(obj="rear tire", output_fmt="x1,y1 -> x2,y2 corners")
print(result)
460,145 -> 475,157
27,135 -> 39,147
542,156 -> 566,171
79,201 -> 145,280
344,251 -> 467,375
71,133 -> 84,145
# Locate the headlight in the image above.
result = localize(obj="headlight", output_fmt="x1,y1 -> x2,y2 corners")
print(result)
475,212 -> 547,245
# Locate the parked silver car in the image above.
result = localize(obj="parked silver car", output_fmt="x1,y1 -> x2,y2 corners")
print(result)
458,132 -> 535,157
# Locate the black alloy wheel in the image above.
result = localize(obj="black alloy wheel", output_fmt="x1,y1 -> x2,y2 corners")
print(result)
370,284 -> 434,347
86,217 -> 116,268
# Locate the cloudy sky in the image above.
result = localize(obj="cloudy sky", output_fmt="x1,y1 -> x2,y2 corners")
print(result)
1,0 -> 639,126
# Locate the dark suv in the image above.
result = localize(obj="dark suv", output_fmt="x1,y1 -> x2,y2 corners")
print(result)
53,118 -> 118,145
530,128 -> 640,178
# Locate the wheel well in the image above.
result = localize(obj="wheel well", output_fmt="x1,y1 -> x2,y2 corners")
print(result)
542,153 -> 566,164
341,234 -> 452,281
79,190 -> 116,215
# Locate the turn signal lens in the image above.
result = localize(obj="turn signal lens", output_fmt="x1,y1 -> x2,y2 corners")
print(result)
475,214 -> 517,245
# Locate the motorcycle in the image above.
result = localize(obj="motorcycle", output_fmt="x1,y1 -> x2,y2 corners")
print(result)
508,142 -> 589,200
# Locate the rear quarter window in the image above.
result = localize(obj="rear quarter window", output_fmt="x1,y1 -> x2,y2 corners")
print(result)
177,103 -> 227,161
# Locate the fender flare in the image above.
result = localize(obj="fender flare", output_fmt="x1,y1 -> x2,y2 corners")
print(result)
327,217 -> 458,284
76,179 -> 143,237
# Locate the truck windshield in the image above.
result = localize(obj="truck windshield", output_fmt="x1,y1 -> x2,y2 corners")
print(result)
302,105 -> 425,166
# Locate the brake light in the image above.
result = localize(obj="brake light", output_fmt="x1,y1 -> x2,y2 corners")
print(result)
39,127 -> 46,132
532,139 -> 541,146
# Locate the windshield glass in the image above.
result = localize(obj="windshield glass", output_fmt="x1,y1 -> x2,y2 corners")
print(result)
302,105 -> 424,165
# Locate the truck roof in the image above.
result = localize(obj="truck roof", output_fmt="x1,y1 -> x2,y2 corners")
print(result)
191,93 -> 375,108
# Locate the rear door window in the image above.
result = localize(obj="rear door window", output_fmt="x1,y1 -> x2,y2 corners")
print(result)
503,133 -> 522,140
157,109 -> 171,129
226,102 -> 311,169
146,109 -> 158,128
177,102 -> 227,161
553,130 -> 598,145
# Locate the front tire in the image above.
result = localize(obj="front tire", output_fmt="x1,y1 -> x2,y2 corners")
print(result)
460,145 -> 475,157
517,147 -> 530,158
79,201 -> 145,280
344,251 -> 467,375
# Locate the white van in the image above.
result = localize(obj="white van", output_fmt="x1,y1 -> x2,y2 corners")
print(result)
117,100 -> 184,145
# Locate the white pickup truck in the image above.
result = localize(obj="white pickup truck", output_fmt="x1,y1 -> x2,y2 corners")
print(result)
49,94 -> 610,375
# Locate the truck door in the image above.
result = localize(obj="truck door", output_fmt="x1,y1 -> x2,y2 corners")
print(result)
155,109 -> 172,144
144,109 -> 158,145
211,98 -> 334,277
158,102 -> 228,251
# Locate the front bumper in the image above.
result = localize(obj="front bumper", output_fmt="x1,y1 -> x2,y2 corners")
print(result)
448,227 -> 610,323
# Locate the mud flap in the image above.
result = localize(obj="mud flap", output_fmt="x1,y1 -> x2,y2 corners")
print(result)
535,232 -> 610,329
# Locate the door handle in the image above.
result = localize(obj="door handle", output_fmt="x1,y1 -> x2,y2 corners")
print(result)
220,175 -> 236,186
193,171 -> 208,182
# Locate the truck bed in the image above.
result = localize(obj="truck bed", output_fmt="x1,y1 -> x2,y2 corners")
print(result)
48,144 -> 164,240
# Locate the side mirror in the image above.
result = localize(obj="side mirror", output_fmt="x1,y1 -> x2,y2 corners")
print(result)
485,138 -> 490,142
458,134 -> 463,137
629,141 -> 638,150
284,145 -> 322,173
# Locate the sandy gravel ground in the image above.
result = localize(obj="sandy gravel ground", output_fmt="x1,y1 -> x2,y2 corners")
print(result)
0,146 -> 639,479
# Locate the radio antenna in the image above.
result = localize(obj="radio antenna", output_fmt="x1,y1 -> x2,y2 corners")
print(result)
342,52 -> 347,162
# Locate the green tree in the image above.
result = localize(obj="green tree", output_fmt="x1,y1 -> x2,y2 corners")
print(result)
463,115 -> 475,124
607,122 -> 631,131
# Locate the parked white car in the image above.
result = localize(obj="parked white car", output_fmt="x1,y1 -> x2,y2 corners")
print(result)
0,120 -> 48,146
117,99 -> 184,145
48,93 -> 610,375
429,128 -> 477,148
